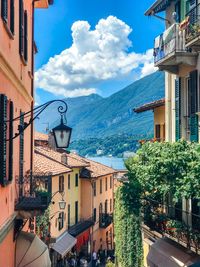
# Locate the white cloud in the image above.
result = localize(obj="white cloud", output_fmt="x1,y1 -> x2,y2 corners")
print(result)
35,16 -> 156,97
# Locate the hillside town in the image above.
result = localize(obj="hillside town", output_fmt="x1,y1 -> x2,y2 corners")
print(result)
2,0 -> 200,267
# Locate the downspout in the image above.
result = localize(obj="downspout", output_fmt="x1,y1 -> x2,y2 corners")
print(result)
30,0 -> 35,195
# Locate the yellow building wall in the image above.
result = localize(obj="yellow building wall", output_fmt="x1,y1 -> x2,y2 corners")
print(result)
154,105 -> 165,141
50,168 -> 81,239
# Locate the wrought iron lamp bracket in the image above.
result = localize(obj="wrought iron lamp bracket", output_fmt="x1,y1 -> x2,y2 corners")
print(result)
4,99 -> 68,141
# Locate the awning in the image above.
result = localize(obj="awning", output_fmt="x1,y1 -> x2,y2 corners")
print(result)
52,231 -> 77,258
16,231 -> 51,267
145,0 -> 173,16
147,238 -> 200,267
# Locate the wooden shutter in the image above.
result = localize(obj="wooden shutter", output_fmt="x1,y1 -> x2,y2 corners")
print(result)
0,95 -> 7,186
8,101 -> 13,181
19,0 -> 24,56
1,0 -> 8,23
24,11 -> 28,62
10,0 -> 14,34
175,78 -> 181,141
155,124 -> 161,141
189,70 -> 198,142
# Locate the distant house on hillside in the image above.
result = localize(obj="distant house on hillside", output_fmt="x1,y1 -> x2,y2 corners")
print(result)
133,98 -> 165,142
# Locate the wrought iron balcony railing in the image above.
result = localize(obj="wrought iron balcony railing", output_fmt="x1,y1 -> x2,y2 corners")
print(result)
142,198 -> 200,254
99,213 -> 113,228
154,23 -> 186,64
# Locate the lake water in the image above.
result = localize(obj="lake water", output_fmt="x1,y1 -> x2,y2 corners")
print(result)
87,156 -> 126,170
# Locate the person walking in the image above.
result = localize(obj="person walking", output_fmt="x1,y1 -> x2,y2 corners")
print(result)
92,251 -> 97,267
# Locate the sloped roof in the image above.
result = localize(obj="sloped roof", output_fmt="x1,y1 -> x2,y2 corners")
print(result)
145,0 -> 172,16
34,150 -> 71,175
35,132 -> 48,141
133,98 -> 165,113
81,158 -> 116,178
35,147 -> 89,168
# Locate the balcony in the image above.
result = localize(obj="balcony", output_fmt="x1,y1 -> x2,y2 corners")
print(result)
154,23 -> 197,74
185,4 -> 200,49
99,213 -> 113,228
142,199 -> 200,254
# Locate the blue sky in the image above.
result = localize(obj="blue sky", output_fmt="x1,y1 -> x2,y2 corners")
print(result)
34,0 -> 164,104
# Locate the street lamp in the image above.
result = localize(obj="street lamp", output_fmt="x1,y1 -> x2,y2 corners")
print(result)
52,116 -> 72,149
5,99 -> 72,149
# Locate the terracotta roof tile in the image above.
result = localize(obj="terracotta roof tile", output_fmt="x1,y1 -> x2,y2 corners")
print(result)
35,132 -> 48,141
133,98 -> 165,113
34,150 -> 71,175
83,158 -> 116,178
35,147 -> 89,168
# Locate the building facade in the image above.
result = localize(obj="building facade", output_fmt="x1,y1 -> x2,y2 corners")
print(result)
143,1 -> 200,266
80,159 -> 116,255
134,98 -> 165,142
0,1 -> 53,267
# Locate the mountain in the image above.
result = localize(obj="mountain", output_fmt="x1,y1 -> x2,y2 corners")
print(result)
36,71 -> 165,140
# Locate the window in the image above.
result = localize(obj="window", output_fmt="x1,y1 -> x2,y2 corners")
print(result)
1,0 -> 15,35
93,181 -> 96,196
110,199 -> 112,212
105,200 -> 108,214
58,212 -> 64,231
19,0 -> 28,62
75,201 -> 78,224
105,177 -> 108,191
59,175 -> 64,193
68,174 -> 70,189
100,179 -> 102,194
0,95 -> 14,186
93,208 -> 96,222
68,204 -> 70,229
75,173 -> 79,187
110,176 -> 112,189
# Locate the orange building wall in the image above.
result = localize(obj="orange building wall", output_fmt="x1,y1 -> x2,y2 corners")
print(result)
0,1 -> 34,267
81,174 -> 114,252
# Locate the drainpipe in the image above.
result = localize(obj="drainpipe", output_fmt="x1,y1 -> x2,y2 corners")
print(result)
30,0 -> 35,195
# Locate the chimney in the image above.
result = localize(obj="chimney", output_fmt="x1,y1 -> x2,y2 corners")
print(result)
48,132 -> 56,150
61,153 -> 68,165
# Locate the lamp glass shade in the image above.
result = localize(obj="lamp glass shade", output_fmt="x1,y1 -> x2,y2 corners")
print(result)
52,121 -> 72,148
59,200 -> 66,210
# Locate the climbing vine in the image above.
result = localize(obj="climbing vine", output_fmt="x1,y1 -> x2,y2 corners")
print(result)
114,140 -> 200,267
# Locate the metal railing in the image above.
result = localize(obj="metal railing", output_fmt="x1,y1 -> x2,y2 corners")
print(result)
154,23 -> 186,63
99,213 -> 113,228
142,198 -> 200,253
185,3 -> 200,43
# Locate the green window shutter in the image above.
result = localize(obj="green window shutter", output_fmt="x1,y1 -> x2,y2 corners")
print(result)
189,70 -> 198,142
19,0 -> 24,56
175,0 -> 181,22
24,11 -> 28,62
0,94 -> 7,186
190,114 -> 199,142
175,78 -> 181,141
8,101 -> 13,182
1,0 -> 8,23
10,0 -> 15,34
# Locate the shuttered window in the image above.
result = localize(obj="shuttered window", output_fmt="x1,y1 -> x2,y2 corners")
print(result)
8,101 -> 13,181
93,208 -> 96,222
155,124 -> 161,140
10,0 -> 14,34
189,70 -> 198,142
24,10 -> 28,62
1,0 -> 8,22
59,175 -> 64,193
0,95 -> 7,186
58,212 -> 64,231
19,0 -> 24,56
175,78 -> 181,141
